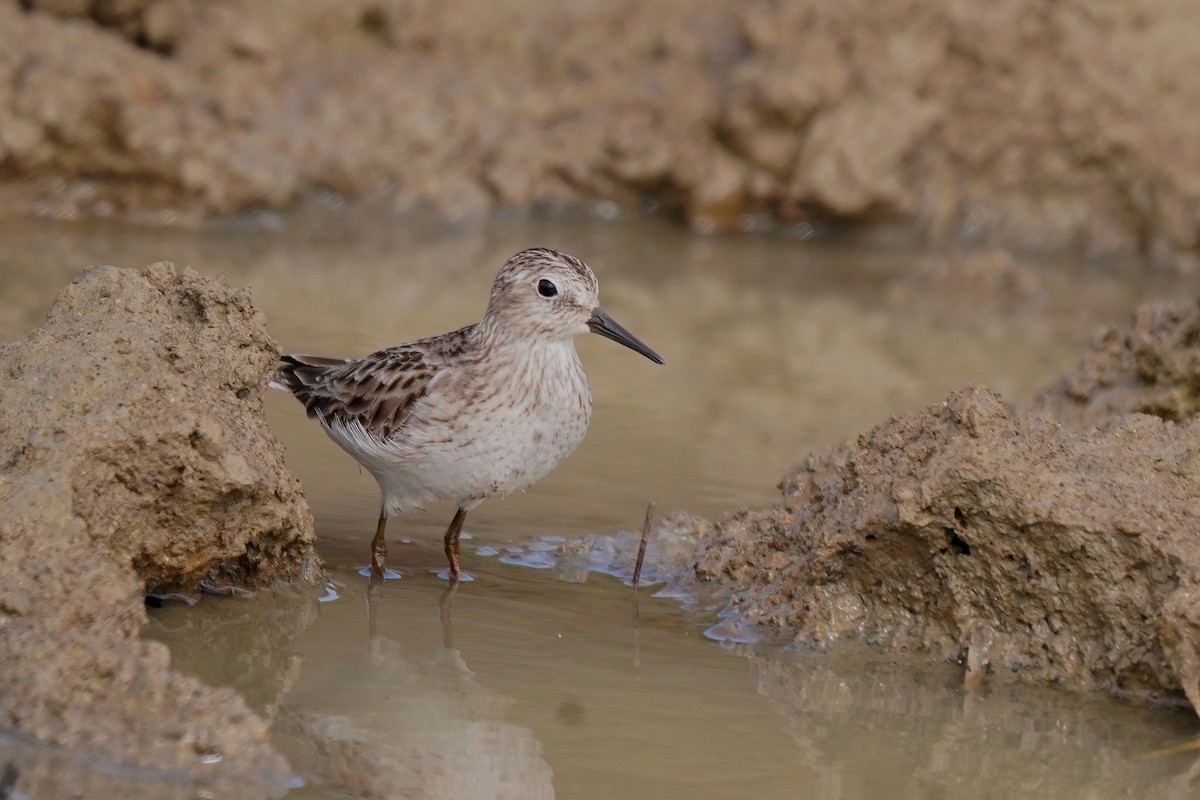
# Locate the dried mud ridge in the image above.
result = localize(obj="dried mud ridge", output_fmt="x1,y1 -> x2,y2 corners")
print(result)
0,264 -> 318,794
686,298 -> 1200,712
3,0 -> 1200,262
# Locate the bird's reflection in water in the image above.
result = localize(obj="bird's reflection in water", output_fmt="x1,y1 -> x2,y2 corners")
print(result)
366,571 -> 385,656
279,574 -> 555,800
367,573 -> 459,650
438,582 -> 459,650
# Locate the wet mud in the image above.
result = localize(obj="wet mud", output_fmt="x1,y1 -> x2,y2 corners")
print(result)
0,263 -> 317,790
3,1 -> 1200,261
690,298 -> 1200,712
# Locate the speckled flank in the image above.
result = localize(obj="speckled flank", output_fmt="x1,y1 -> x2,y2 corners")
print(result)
270,247 -> 660,555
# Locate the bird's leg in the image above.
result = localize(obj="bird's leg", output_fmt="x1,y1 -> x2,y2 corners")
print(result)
371,511 -> 388,577
443,507 -> 468,582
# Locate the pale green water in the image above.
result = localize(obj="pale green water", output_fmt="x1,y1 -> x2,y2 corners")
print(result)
1,207 -> 1198,798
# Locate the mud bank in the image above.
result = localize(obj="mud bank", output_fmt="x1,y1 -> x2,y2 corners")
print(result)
689,299 -> 1200,711
0,264 -> 317,790
3,0 -> 1199,260
1031,299 -> 1200,428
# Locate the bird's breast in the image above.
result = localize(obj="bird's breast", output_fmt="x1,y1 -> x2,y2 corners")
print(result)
389,342 -> 593,505
466,344 -> 592,468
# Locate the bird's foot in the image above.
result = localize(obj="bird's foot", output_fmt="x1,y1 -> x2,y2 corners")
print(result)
358,566 -> 403,580
435,569 -> 474,583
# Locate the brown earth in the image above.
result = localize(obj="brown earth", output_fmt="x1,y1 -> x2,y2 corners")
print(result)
2,0 -> 1199,261
683,296 -> 1200,711
1030,298 -> 1200,428
0,263 -> 318,792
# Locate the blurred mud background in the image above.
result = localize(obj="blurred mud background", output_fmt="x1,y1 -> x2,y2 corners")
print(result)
2,0 -> 1199,264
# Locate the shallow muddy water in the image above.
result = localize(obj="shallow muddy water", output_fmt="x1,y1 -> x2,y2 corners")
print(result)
3,208 -> 1200,797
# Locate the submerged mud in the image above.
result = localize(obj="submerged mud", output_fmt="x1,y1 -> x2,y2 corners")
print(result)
0,264 -> 318,790
2,1 -> 1200,261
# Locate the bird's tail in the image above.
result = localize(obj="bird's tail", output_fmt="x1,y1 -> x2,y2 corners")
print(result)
269,354 -> 348,394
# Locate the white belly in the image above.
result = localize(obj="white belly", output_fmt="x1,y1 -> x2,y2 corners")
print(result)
326,341 -> 592,514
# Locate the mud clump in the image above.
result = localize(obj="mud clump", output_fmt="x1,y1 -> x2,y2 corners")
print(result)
1,262 -> 317,596
1031,299 -> 1200,428
693,386 -> 1200,710
3,1 -> 1200,259
0,263 -> 317,790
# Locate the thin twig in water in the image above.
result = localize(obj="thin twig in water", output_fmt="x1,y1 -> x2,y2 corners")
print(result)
633,502 -> 655,590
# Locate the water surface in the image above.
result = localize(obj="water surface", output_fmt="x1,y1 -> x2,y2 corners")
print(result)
2,208 -> 1198,798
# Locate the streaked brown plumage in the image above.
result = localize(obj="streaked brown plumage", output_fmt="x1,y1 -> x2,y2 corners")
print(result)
271,248 -> 663,582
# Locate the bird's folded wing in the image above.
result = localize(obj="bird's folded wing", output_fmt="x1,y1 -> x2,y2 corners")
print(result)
274,347 -> 439,439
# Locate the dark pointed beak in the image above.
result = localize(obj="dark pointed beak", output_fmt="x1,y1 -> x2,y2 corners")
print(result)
587,308 -> 664,364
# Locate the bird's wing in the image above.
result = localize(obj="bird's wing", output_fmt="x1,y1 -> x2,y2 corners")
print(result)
272,334 -> 467,439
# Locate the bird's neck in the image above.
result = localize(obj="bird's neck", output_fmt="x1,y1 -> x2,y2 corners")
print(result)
472,313 -> 575,356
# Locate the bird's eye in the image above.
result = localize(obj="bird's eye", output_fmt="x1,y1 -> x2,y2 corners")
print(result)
537,279 -> 558,298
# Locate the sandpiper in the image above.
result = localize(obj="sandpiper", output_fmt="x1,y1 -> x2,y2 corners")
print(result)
270,247 -> 663,582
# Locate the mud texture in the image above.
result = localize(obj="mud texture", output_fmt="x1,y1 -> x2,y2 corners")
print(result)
692,386 -> 1200,710
1031,299 -> 1200,429
0,263 -> 317,791
2,0 -> 1200,260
